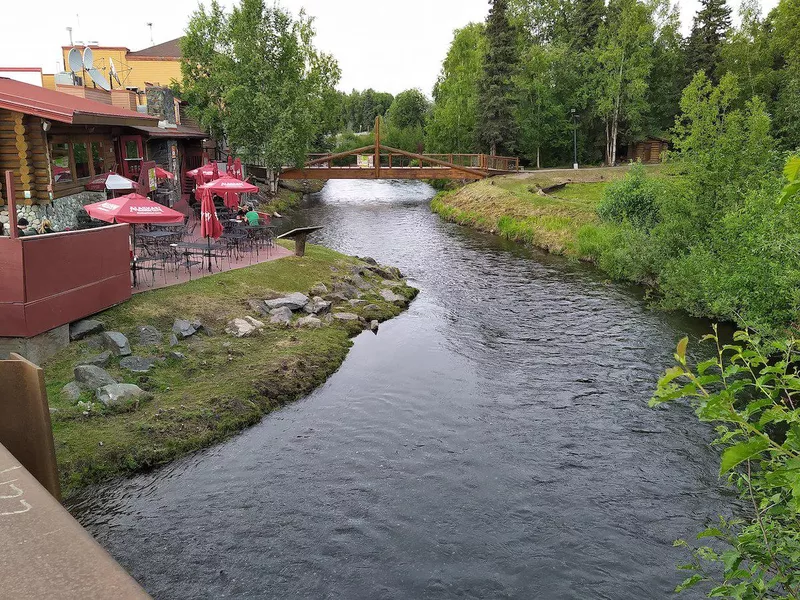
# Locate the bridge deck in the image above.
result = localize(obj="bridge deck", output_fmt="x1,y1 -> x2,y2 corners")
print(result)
281,117 -> 519,181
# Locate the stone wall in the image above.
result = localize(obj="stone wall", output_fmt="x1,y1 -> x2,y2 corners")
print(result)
146,87 -> 176,124
0,191 -> 105,233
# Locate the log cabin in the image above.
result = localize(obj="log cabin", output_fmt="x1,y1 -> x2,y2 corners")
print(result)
0,77 -> 205,356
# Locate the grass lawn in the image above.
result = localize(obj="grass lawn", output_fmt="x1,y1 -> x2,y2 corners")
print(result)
431,165 -> 662,257
45,243 -> 416,498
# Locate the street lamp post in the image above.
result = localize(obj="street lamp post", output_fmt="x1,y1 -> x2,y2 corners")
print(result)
571,109 -> 579,170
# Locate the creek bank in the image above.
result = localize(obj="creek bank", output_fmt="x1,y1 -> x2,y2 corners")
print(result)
44,243 -> 417,498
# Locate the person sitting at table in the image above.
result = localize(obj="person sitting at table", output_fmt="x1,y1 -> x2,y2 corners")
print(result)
37,219 -> 54,234
236,207 -> 248,222
245,206 -> 261,226
17,217 -> 34,236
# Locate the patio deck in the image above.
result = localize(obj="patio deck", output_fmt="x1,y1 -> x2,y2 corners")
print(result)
132,237 -> 293,293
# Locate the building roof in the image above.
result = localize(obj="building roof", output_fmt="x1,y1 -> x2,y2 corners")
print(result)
0,77 -> 158,126
128,38 -> 183,59
132,123 -> 206,139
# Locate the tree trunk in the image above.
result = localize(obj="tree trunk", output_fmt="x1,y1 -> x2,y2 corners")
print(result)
490,142 -> 497,156
536,146 -> 540,170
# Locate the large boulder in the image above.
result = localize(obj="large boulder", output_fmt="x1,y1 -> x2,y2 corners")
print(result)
70,319 -> 105,341
101,331 -> 131,356
332,312 -> 360,322
361,304 -> 383,320
332,281 -> 360,300
74,365 -> 117,390
137,326 -> 163,346
304,297 -> 332,315
265,293 -> 309,311
172,319 -> 197,339
78,351 -> 112,368
346,274 -> 372,290
309,283 -> 328,297
296,316 -> 322,329
379,288 -> 406,304
95,384 -> 150,410
269,307 -> 293,326
349,299 -> 368,308
247,299 -> 269,316
61,381 -> 82,401
226,318 -> 258,338
119,356 -> 156,373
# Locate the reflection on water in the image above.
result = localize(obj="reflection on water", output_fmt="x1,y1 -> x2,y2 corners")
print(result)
71,180 -> 727,599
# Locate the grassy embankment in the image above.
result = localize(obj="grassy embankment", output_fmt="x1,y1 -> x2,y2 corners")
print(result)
431,166 -> 659,257
44,243 -> 416,498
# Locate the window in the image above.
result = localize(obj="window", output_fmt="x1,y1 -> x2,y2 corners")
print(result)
73,142 -> 90,179
50,135 -> 113,187
125,140 -> 141,159
91,142 -> 105,174
51,143 -> 72,183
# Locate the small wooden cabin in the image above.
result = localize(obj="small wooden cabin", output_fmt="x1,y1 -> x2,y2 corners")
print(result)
618,136 -> 670,164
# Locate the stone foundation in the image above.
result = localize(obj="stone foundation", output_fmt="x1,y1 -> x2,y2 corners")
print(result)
1,191 -> 105,233
0,325 -> 69,366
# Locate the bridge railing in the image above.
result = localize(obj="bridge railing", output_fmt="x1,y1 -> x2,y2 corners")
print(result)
301,153 -> 520,172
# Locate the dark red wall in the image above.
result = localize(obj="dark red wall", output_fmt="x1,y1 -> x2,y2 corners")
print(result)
0,225 -> 132,338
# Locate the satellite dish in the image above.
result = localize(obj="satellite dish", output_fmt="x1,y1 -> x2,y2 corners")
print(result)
109,58 -> 121,85
87,67 -> 111,91
68,47 -> 83,72
82,47 -> 94,70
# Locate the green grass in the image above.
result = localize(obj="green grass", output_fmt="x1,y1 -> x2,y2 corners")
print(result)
431,166 -> 667,258
44,244 -> 417,498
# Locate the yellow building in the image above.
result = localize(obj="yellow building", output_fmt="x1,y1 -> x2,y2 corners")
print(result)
46,38 -> 183,107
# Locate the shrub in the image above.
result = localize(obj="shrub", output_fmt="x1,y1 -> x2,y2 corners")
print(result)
597,162 -> 661,229
652,330 -> 800,597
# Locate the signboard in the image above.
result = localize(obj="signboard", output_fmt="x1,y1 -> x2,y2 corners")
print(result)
148,167 -> 157,192
357,155 -> 374,169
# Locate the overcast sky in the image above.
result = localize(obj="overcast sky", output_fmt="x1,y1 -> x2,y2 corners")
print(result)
2,0 -> 779,96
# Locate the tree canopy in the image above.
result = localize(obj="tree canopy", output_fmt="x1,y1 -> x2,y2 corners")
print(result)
177,0 -> 340,170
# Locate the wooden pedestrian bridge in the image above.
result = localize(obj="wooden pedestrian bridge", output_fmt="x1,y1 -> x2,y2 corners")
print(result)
282,118 -> 519,181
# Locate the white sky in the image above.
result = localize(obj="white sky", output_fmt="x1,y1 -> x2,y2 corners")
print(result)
1,0 -> 780,96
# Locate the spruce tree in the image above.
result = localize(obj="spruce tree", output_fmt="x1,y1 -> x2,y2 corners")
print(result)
476,0 -> 519,156
572,0 -> 606,50
686,0 -> 732,81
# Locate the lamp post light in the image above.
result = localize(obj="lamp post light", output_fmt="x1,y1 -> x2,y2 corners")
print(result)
571,109 -> 579,170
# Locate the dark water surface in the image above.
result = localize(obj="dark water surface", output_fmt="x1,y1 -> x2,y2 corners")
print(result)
71,180 -> 728,599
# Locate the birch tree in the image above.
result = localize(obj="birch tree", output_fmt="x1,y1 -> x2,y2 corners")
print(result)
592,0 -> 656,165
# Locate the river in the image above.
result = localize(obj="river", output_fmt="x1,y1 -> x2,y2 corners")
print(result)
71,180 -> 729,599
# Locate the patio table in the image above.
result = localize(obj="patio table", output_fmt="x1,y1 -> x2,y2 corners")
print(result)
137,230 -> 180,239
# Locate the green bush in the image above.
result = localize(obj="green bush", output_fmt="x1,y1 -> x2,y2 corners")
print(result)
652,331 -> 800,597
597,162 -> 662,229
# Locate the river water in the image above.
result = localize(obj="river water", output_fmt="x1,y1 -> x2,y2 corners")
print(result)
71,180 -> 729,599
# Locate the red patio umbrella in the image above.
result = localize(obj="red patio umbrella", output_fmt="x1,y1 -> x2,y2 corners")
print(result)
155,166 -> 175,180
84,194 -> 184,285
233,158 -> 243,180
198,175 -> 259,209
226,155 -> 233,176
199,187 -> 223,272
186,163 -> 217,181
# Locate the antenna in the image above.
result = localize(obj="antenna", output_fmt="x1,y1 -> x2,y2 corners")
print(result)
146,22 -> 154,46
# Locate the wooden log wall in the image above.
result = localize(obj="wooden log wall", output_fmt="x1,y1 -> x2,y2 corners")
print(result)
0,110 -> 51,206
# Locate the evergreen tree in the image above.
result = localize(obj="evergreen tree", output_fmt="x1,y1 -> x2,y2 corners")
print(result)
686,0 -> 732,81
571,0 -> 606,50
476,0 -> 519,155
